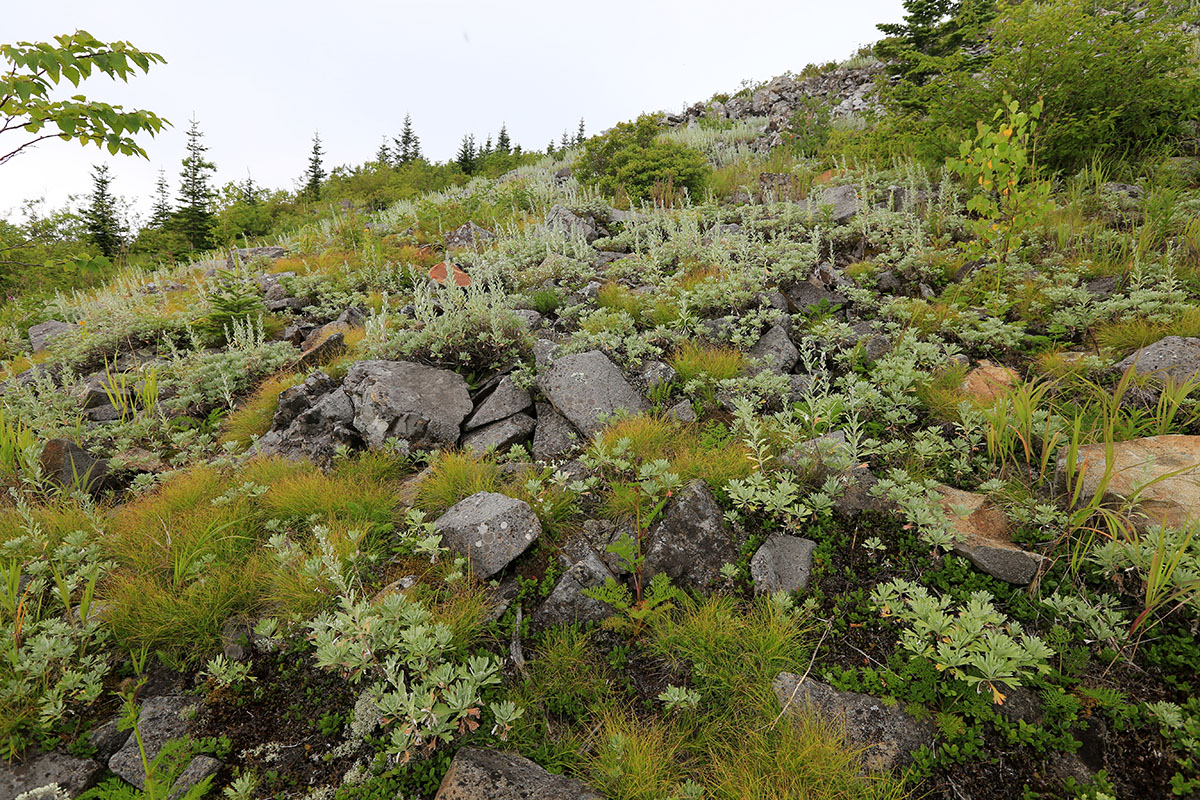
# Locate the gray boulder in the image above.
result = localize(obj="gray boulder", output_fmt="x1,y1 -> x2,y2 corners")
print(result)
40,439 -> 110,495
545,205 -> 603,243
467,376 -> 533,431
88,716 -> 132,762
462,413 -> 536,454
532,548 -> 615,631
444,221 -> 497,251
532,402 -> 581,462
785,280 -> 846,312
0,750 -> 104,798
108,695 -> 190,788
28,320 -> 75,353
1115,336 -> 1200,383
537,350 -> 648,438
435,747 -> 602,800
750,536 -> 817,593
643,480 -> 735,591
256,372 -> 360,465
811,185 -> 862,225
748,324 -> 799,374
434,492 -> 542,578
167,755 -> 221,800
344,360 -> 472,449
230,246 -> 287,267
773,673 -> 935,773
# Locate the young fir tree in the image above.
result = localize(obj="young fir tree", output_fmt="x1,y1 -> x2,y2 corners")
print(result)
547,139 -> 556,156
240,175 -> 262,206
149,168 -> 173,228
575,118 -> 586,145
455,134 -> 476,174
482,134 -> 493,156
83,163 -> 123,258
304,132 -> 326,201
395,113 -> 421,164
175,117 -> 216,251
560,130 -> 571,150
375,137 -> 391,168
496,124 -> 511,154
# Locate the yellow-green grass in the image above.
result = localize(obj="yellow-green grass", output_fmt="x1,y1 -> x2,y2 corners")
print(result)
669,341 -> 746,384
220,371 -> 303,448
915,362 -> 970,421
1093,307 -> 1200,357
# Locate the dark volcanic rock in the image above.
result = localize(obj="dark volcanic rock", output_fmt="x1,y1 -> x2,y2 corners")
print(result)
40,439 -> 110,495
643,480 -> 735,591
28,320 -> 75,352
537,350 -> 647,438
435,747 -> 603,799
343,360 -> 472,449
750,535 -> 817,593
434,492 -> 542,578
0,750 -> 104,798
462,413 -> 537,454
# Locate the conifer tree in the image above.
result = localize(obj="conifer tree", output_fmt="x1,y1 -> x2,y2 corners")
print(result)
482,134 -> 493,156
496,124 -> 511,154
547,139 -> 556,156
575,118 -> 585,145
560,130 -> 571,150
455,134 -> 476,174
175,117 -> 216,251
375,137 -> 391,167
304,132 -> 326,200
83,163 -> 122,258
149,168 -> 173,228
395,113 -> 421,164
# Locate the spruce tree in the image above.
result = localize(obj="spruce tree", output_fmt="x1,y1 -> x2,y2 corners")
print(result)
575,118 -> 586,145
455,134 -> 476,174
560,130 -> 571,150
375,137 -> 391,168
547,140 -> 556,156
149,168 -> 173,228
304,132 -> 326,200
496,124 -> 511,154
175,117 -> 216,251
482,134 -> 493,156
395,114 -> 421,164
83,163 -> 122,258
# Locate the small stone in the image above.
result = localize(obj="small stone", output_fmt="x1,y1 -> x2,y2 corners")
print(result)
40,439 -> 110,496
748,324 -> 799,374
532,548 -> 615,631
643,480 -> 735,591
108,696 -> 190,788
167,756 -> 221,800
961,361 -> 1019,404
532,402 -> 581,462
1115,336 -> 1200,383
750,536 -> 818,593
435,747 -> 603,800
937,485 -> 1045,585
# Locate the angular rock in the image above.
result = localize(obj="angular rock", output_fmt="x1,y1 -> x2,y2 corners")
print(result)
28,320 -> 75,352
937,485 -> 1045,585
0,750 -> 104,798
532,548 -> 615,631
40,439 -> 110,495
532,402 -> 581,462
773,673 -> 935,773
444,221 -> 497,251
812,185 -> 862,224
961,361 -> 1018,404
536,350 -> 647,439
1054,434 -> 1200,530
748,324 -> 799,374
436,747 -> 603,800
293,331 -> 345,369
88,717 -> 131,762
167,755 -> 221,800
784,280 -> 846,312
467,376 -> 533,431
750,535 -> 818,593
433,492 -> 542,578
532,339 -> 562,368
108,695 -> 190,788
665,399 -> 696,424
256,372 -> 360,465
545,205 -> 603,243
462,413 -> 536,454
639,360 -> 677,390
643,480 -> 735,591
343,360 -> 472,449
230,246 -> 287,267
1115,336 -> 1200,383
833,467 -> 896,518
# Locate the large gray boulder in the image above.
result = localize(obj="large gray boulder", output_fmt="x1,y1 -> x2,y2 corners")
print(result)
1115,336 -> 1200,383
108,695 -> 191,788
256,372 -> 360,465
537,350 -> 647,439
436,747 -> 603,800
344,360 -> 472,449
444,221 -> 497,251
466,376 -> 532,431
0,750 -> 104,798
434,492 -> 542,578
643,480 -> 735,591
750,535 -> 817,593
773,673 -> 935,773
532,548 -> 615,631
28,320 -> 75,352
545,205 -> 603,243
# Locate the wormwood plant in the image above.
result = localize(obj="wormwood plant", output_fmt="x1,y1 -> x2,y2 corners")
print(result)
1,498 -> 113,758
872,578 -> 1053,705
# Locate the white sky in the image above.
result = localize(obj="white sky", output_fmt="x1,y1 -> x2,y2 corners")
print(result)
2,0 -> 904,224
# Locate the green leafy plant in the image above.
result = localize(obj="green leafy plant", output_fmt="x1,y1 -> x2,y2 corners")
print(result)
872,578 -> 1054,705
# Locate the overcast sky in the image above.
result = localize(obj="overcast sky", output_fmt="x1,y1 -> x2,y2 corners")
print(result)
2,0 -> 904,224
